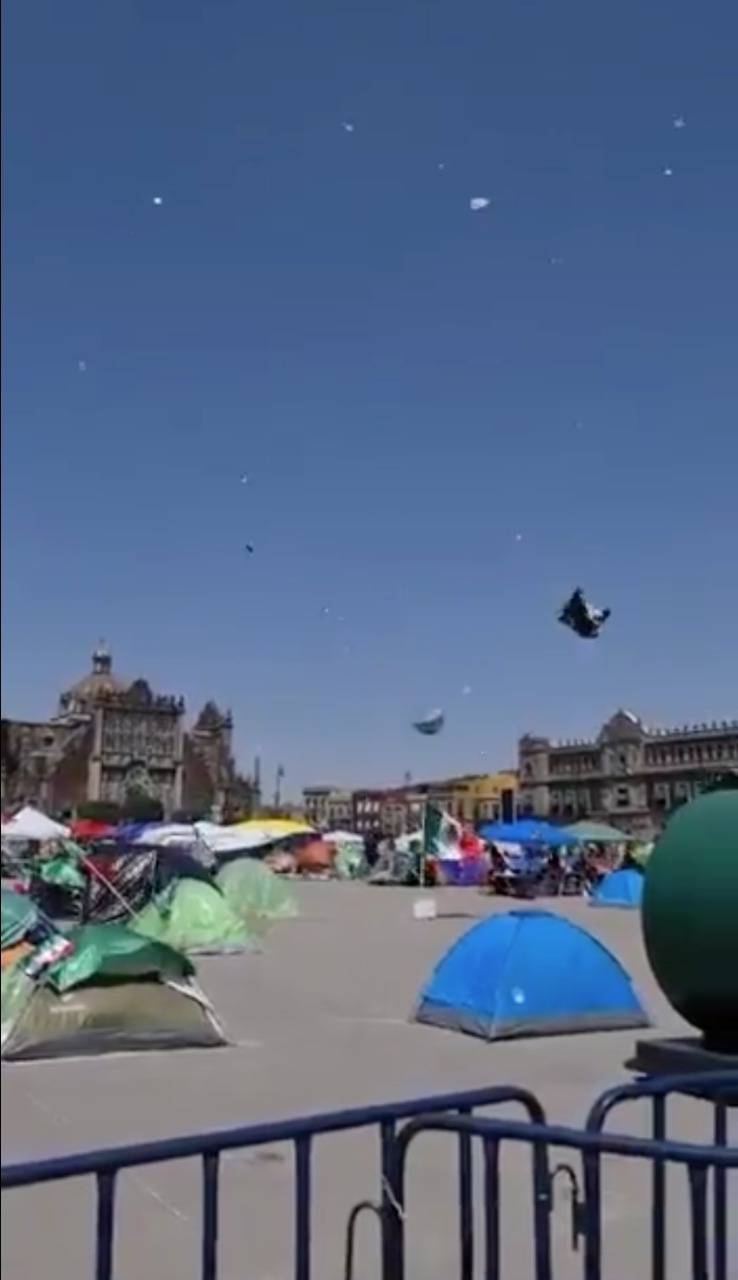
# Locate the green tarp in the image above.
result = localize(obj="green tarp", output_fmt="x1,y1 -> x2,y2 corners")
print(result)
216,858 -> 297,930
1,890 -> 39,948
133,879 -> 253,954
45,923 -> 193,993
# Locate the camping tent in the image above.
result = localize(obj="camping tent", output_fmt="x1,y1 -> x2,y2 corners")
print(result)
1,923 -> 226,1060
414,910 -> 648,1040
133,878 -> 253,953
216,858 -> 297,929
0,806 -> 70,842
589,867 -> 644,908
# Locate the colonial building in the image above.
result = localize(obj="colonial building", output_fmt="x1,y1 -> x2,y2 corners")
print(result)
302,786 -> 353,830
349,771 -> 518,836
1,646 -> 257,820
518,710 -> 738,838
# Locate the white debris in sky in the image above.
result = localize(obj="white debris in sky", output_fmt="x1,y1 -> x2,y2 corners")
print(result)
152,196 -> 164,206
437,162 -> 446,171
469,197 -> 491,211
515,533 -> 523,542
240,474 -> 249,484
673,116 -> 686,129
462,685 -> 472,696
78,360 -> 87,373
341,121 -> 355,133
663,167 -> 674,177
549,256 -> 564,266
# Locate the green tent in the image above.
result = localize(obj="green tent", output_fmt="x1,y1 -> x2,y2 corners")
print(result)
216,858 -> 297,933
563,820 -> 632,844
1,889 -> 39,948
133,879 -> 253,954
1,922 -> 226,1060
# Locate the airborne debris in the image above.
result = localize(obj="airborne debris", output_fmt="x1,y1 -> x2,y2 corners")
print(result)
78,360 -> 87,373
245,543 -> 255,555
558,587 -> 611,639
673,116 -> 686,129
662,167 -> 674,177
469,197 -> 491,212
152,196 -> 164,206
461,685 -> 472,696
341,121 -> 355,133
413,709 -> 445,736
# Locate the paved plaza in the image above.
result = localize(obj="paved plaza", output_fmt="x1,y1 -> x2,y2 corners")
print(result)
2,884 -> 734,1278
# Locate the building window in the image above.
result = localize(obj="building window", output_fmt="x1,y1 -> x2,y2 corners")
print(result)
615,786 -> 630,808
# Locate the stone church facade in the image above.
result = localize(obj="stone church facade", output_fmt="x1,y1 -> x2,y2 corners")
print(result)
1,646 -> 257,820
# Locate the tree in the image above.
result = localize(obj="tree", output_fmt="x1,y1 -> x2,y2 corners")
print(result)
77,800 -> 122,823
121,790 -> 164,823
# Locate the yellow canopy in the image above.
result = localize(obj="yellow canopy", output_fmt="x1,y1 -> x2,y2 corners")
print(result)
232,819 -> 314,839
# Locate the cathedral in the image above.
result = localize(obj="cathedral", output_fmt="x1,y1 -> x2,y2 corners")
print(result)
1,646 -> 258,821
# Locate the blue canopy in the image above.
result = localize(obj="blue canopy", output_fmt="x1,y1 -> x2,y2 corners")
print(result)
589,867 -> 644,909
479,819 -> 578,848
414,910 -> 648,1040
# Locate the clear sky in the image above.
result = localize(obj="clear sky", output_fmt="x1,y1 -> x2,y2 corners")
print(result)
2,0 -> 737,799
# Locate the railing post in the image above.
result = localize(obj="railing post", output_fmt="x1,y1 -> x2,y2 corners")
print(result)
201,1152 -> 220,1280
95,1170 -> 117,1280
294,1136 -> 312,1280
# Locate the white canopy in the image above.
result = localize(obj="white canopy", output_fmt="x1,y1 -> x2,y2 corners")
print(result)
0,805 -> 70,842
323,830 -> 365,845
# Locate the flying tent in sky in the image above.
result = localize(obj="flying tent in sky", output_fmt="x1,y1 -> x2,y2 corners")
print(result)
558,588 -> 611,639
413,709 -> 445,736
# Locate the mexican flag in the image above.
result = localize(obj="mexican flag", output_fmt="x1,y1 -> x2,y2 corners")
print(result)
423,805 -> 463,860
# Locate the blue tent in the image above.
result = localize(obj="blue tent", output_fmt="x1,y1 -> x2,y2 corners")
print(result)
589,867 -> 644,909
414,910 -> 648,1040
478,819 -> 578,848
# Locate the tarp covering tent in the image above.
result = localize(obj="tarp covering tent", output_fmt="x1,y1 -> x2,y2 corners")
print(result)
0,806 -> 70,842
479,820 -> 577,848
562,820 -> 631,843
1,923 -> 226,1060
216,859 -> 298,930
133,879 -> 253,953
414,910 -> 648,1040
589,867 -> 644,908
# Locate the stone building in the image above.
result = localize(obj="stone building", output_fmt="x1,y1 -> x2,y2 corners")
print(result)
1,646 -> 257,820
349,771 -> 517,836
302,786 -> 353,830
518,709 -> 738,837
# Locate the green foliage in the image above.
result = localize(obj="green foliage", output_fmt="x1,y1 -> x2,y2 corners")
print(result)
121,790 -> 164,822
77,800 -> 122,823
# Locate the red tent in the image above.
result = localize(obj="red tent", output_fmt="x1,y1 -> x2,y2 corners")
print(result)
70,818 -> 114,841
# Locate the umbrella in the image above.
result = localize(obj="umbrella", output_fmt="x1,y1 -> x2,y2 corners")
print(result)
231,819 -> 315,840
562,820 -> 631,843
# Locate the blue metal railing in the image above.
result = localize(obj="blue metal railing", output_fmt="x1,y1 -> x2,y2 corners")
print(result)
2,1072 -> 736,1280
1,1083 -> 544,1280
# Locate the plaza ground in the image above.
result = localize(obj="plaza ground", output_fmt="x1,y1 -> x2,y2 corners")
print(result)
1,884 -> 735,1278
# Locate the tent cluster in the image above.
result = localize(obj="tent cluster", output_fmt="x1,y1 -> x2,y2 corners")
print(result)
1,812 -> 306,1061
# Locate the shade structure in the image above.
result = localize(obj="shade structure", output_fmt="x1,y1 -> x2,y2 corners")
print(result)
0,806 -> 70,842
70,819 -> 115,841
589,867 -> 644,908
231,819 -> 314,839
414,910 -> 648,1040
562,820 -> 631,843
479,819 -> 577,847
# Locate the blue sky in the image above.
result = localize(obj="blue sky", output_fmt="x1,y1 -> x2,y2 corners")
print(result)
2,0 -> 737,798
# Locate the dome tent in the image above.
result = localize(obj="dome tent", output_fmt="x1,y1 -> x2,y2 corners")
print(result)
589,867 -> 644,908
414,910 -> 648,1040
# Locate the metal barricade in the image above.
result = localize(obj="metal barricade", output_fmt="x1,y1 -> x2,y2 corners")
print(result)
2,1072 -> 736,1280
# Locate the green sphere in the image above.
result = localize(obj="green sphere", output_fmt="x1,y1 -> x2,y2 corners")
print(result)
642,791 -> 738,1051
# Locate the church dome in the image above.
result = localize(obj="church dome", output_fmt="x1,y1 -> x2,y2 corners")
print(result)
61,644 -> 125,709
